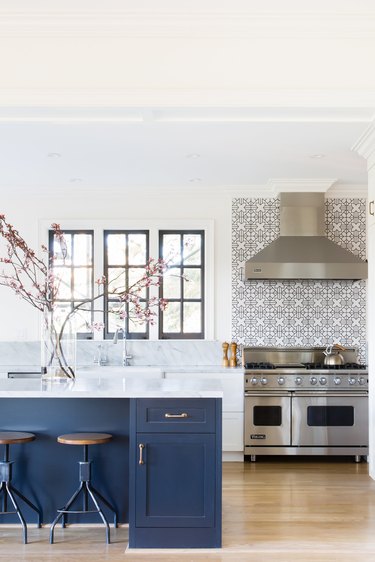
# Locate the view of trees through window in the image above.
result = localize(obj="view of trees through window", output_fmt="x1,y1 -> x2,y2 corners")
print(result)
104,230 -> 149,339
159,231 -> 204,339
49,230 -> 94,338
50,228 -> 205,340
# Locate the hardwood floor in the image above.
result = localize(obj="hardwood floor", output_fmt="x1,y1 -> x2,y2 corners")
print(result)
1,457 -> 375,561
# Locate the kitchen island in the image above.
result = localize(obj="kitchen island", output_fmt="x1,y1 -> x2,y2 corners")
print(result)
0,377 -> 222,548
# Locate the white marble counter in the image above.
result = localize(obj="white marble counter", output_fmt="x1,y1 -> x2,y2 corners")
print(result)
0,376 -> 223,398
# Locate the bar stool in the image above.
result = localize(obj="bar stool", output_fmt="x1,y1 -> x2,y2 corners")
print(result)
0,431 -> 41,544
50,433 -> 118,544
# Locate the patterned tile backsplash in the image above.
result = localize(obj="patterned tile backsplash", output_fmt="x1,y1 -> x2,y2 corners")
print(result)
232,198 -> 367,363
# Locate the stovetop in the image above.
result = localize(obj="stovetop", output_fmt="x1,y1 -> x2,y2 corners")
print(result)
244,361 -> 366,370
243,346 -> 368,391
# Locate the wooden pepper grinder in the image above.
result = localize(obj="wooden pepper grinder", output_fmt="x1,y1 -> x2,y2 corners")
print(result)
222,342 -> 229,367
229,342 -> 238,368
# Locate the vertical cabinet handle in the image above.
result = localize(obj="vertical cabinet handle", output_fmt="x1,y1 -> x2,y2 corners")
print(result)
138,443 -> 145,465
369,200 -> 375,216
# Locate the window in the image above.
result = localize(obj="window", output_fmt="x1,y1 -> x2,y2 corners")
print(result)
103,230 -> 149,339
159,231 -> 205,339
49,230 -> 94,339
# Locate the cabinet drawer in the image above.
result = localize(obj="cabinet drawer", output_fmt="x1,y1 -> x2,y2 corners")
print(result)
136,398 -> 216,433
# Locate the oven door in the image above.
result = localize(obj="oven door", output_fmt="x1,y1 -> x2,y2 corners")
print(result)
245,392 -> 291,446
292,392 -> 368,447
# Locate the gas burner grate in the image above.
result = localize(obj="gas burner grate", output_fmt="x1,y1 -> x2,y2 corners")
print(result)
244,362 -> 275,370
303,362 -> 366,370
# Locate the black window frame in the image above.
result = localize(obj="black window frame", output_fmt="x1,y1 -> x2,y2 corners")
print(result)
48,229 -> 94,340
159,230 -> 205,340
103,229 -> 150,340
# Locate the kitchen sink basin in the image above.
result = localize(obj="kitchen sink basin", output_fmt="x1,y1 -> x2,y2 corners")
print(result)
77,366 -> 164,378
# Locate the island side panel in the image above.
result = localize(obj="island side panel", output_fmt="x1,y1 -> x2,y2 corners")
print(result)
0,398 -> 130,524
129,397 -> 222,548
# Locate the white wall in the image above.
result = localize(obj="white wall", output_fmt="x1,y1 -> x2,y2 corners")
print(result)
0,188 -> 232,343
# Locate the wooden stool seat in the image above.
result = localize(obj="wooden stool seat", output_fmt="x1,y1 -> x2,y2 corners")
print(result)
0,432 -> 35,445
57,433 -> 112,446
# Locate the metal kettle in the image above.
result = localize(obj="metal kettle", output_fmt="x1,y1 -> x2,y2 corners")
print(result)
323,344 -> 345,366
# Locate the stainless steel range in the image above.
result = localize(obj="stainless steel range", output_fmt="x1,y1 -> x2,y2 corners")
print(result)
243,347 -> 368,462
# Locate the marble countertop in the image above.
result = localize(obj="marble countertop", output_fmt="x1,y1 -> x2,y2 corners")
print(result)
0,376 -> 223,398
0,365 -> 244,378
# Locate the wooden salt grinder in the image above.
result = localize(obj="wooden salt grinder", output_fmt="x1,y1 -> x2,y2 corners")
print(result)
229,342 -> 237,367
222,342 -> 229,367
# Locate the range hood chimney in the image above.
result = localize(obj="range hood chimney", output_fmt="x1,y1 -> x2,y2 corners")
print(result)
245,193 -> 367,280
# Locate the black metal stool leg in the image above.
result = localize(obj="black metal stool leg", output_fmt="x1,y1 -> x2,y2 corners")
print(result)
86,483 -> 110,544
50,482 -> 84,544
89,484 -> 118,527
0,481 -> 6,513
6,484 -> 28,544
11,486 -> 41,527
0,442 -> 41,543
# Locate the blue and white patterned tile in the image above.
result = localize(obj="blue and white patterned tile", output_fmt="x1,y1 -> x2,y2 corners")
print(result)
232,197 -> 367,363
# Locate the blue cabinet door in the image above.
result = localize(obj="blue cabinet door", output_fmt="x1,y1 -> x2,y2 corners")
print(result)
135,433 -> 216,528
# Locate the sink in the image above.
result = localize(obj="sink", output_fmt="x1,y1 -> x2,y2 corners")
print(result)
77,366 -> 164,379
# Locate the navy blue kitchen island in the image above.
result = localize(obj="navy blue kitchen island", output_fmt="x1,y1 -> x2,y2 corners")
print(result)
0,377 -> 222,549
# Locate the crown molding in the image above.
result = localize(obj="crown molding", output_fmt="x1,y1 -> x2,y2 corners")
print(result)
352,121 -> 375,170
268,178 -> 338,195
1,11 -> 375,38
0,106 -> 373,123
1,182 -> 367,199
326,184 -> 368,198
1,89 -> 375,110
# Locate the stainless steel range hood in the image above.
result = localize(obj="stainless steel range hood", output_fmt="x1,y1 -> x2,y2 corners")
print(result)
245,192 -> 368,280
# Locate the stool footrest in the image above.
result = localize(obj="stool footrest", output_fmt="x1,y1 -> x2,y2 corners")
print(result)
0,509 -> 17,515
57,508 -> 99,514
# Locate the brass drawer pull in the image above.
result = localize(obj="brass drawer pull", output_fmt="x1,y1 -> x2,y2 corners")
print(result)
164,412 -> 189,419
139,443 -> 145,465
369,200 -> 375,216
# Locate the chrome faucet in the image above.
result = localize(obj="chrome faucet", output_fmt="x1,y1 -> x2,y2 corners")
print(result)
113,328 -> 133,366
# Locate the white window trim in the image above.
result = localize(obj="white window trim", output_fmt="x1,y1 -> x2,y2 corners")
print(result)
39,218 -> 214,341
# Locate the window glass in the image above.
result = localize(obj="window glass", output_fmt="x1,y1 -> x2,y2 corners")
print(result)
49,230 -> 94,339
159,231 -> 204,339
104,231 -> 149,339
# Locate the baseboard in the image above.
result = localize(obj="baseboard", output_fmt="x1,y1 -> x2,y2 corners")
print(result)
222,451 -> 243,462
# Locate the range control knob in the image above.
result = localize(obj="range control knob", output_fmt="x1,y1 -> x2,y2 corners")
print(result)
310,376 -> 318,385
251,377 -> 258,385
334,376 -> 342,385
260,377 -> 268,386
348,376 -> 357,386
319,377 -> 327,385
295,376 -> 303,386
277,376 -> 285,386
358,376 -> 366,386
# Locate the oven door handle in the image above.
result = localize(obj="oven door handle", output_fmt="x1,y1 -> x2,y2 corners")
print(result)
292,391 -> 368,398
245,391 -> 290,397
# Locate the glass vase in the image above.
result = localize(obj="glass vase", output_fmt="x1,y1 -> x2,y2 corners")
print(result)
41,308 -> 76,380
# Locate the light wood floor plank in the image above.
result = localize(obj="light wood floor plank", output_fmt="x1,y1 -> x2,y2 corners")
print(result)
0,458 -> 375,561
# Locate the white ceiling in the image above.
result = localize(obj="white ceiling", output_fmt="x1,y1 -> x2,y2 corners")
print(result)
0,110 -> 371,192
0,1 -> 374,194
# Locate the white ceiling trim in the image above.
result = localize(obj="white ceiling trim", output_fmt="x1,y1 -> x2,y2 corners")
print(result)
352,121 -> 375,170
1,11 -> 375,38
0,106 -> 373,123
2,183 -> 367,199
326,184 -> 368,198
1,88 -> 375,110
268,178 -> 338,194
